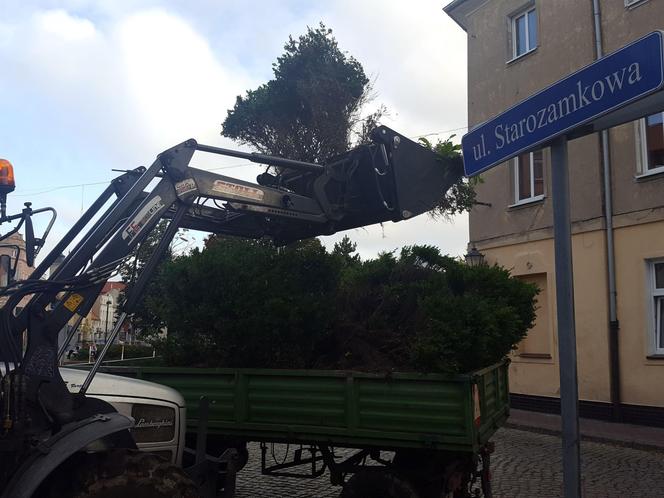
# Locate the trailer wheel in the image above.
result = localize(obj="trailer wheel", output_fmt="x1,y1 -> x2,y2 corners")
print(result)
339,471 -> 421,498
41,449 -> 199,498
234,443 -> 249,470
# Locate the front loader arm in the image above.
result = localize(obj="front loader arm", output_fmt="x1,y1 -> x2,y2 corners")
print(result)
1,125 -> 462,433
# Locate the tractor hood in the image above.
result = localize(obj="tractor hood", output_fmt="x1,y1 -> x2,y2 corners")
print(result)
60,367 -> 186,408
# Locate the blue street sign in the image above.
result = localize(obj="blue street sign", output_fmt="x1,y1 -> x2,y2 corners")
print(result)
462,31 -> 664,177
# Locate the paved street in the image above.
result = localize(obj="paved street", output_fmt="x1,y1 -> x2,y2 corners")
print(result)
234,427 -> 664,497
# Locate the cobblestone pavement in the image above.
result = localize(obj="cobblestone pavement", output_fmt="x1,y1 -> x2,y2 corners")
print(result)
234,427 -> 664,497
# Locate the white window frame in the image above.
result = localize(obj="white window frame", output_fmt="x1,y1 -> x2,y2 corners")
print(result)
647,260 -> 664,355
511,150 -> 544,206
635,113 -> 664,178
511,6 -> 537,60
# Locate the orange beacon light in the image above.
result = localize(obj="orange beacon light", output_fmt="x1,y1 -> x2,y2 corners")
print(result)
0,159 -> 15,194
0,159 -> 15,220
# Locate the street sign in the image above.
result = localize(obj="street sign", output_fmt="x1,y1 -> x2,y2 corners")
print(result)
462,30 -> 664,177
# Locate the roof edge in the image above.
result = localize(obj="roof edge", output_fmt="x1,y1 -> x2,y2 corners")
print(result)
443,0 -> 469,31
444,0 -> 486,32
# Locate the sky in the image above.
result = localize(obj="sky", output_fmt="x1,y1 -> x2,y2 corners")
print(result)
0,0 -> 469,262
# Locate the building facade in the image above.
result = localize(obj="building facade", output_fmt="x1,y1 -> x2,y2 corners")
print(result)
0,233 -> 33,303
445,0 -> 664,424
78,281 -> 133,346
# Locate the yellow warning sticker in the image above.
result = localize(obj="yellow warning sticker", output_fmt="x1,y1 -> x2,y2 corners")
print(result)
63,293 -> 84,312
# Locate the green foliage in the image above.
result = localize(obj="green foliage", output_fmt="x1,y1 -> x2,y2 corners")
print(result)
335,245 -> 537,373
222,23 -> 384,163
149,239 -> 537,374
118,220 -> 174,338
154,237 -> 341,368
332,235 -> 361,267
410,258 -> 538,373
419,136 -> 480,218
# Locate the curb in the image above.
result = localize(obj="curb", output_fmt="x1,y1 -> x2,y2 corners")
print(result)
503,421 -> 664,454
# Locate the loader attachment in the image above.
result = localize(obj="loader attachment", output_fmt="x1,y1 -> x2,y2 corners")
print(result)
371,126 -> 464,221
269,125 -> 464,242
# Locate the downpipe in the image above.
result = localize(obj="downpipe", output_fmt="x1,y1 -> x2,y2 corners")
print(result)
592,0 -> 622,422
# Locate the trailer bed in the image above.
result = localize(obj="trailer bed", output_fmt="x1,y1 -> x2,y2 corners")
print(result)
98,360 -> 509,453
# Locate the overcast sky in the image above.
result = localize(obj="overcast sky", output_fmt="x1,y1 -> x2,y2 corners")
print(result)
0,0 -> 469,261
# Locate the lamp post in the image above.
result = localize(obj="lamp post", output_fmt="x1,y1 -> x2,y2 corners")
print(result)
464,245 -> 485,267
104,299 -> 112,344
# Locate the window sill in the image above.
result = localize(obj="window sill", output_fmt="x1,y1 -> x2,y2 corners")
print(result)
635,166 -> 664,181
646,354 -> 664,360
625,0 -> 649,10
508,195 -> 545,209
513,352 -> 553,364
507,47 -> 538,65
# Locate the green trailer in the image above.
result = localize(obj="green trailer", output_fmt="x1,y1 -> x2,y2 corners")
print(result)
98,360 -> 509,497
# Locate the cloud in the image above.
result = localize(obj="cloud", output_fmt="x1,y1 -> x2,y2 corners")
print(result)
0,6 -> 260,256
116,9 -> 255,156
1,7 -> 256,165
35,9 -> 96,41
312,0 -> 468,138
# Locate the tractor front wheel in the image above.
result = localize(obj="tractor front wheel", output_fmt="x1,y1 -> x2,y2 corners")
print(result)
40,449 -> 198,498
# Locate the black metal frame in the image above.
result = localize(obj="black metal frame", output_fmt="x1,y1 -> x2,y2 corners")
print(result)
0,202 -> 56,267
259,441 -> 494,496
260,443 -> 395,483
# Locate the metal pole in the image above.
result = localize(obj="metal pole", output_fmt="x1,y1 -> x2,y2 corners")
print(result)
80,311 -> 128,394
104,300 -> 111,344
550,136 -> 582,498
57,314 -> 84,361
195,143 -> 324,173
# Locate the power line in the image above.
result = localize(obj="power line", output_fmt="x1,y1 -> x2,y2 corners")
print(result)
13,181 -> 109,197
11,163 -> 258,197
410,126 -> 468,139
205,162 -> 257,171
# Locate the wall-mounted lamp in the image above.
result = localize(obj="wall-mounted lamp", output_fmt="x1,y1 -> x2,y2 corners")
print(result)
464,246 -> 485,267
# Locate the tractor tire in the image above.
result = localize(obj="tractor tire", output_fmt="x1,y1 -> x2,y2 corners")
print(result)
339,471 -> 421,498
40,449 -> 198,498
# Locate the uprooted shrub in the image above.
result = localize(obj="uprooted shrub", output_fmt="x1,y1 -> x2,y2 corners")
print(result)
322,245 -> 538,373
151,239 -> 538,373
153,236 -> 341,368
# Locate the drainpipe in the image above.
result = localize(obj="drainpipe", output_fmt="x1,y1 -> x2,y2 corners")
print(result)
592,0 -> 622,422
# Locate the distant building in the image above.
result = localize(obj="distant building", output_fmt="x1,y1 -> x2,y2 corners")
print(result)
0,232 -> 32,305
78,281 -> 134,345
79,310 -> 101,346
48,253 -> 66,278
445,0 -> 664,426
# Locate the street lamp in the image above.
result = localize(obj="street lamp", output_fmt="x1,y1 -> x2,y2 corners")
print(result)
464,246 -> 485,267
104,299 -> 112,344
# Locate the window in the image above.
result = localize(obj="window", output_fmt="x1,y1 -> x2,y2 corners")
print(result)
637,112 -> 664,176
514,150 -> 544,204
511,7 -> 537,59
649,261 -> 664,355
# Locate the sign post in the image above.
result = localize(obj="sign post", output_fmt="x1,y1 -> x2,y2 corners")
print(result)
550,137 -> 582,497
460,31 -> 664,498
